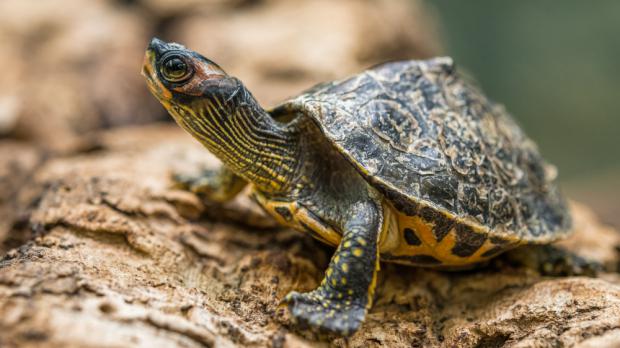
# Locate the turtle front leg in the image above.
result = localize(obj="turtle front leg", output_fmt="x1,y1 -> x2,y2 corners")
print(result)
285,201 -> 382,336
173,165 -> 247,203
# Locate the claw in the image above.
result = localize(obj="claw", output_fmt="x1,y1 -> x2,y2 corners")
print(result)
282,291 -> 298,305
171,172 -> 194,189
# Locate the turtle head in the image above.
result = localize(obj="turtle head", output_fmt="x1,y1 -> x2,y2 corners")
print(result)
142,38 -> 298,192
142,38 -> 253,153
142,37 -> 234,107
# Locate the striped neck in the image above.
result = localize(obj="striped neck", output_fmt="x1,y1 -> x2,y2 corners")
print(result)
169,80 -> 301,195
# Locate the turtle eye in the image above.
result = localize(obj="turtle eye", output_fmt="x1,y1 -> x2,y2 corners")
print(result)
161,55 -> 193,83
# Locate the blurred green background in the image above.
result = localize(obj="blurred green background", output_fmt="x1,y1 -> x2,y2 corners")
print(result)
433,0 -> 620,227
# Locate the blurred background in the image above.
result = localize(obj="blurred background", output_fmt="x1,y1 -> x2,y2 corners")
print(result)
0,0 -> 618,228
434,0 -> 620,228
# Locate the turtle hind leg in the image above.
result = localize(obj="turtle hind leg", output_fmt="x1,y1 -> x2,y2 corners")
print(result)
284,201 -> 382,336
503,244 -> 601,277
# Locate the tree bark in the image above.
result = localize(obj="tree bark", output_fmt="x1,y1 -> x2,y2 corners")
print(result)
1,125 -> 619,348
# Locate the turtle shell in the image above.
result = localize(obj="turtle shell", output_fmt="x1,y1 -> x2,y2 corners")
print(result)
270,57 -> 572,242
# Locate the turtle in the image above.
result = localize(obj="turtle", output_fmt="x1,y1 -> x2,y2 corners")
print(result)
142,38 -> 594,336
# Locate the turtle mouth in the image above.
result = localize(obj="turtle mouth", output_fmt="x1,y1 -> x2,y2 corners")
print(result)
141,52 -> 153,80
141,52 -> 154,84
142,49 -> 173,102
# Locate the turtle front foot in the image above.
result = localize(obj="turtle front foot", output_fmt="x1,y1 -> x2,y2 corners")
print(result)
172,172 -> 206,192
171,167 -> 247,203
284,290 -> 366,336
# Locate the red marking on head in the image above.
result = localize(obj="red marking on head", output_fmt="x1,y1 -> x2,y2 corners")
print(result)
171,57 -> 227,96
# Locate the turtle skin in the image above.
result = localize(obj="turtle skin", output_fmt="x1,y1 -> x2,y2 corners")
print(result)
271,57 -> 572,245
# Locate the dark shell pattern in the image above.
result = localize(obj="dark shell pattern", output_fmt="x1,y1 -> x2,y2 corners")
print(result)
275,58 -> 572,242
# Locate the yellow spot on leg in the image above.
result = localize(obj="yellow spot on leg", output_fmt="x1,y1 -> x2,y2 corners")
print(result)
353,248 -> 363,257
342,263 -> 349,273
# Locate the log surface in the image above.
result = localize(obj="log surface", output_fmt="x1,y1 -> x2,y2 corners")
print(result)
1,125 -> 619,348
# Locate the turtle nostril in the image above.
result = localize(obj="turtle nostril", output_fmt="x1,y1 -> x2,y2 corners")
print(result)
149,37 -> 164,47
148,37 -> 167,55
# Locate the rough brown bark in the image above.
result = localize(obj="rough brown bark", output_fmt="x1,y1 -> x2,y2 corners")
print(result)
1,125 -> 619,348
